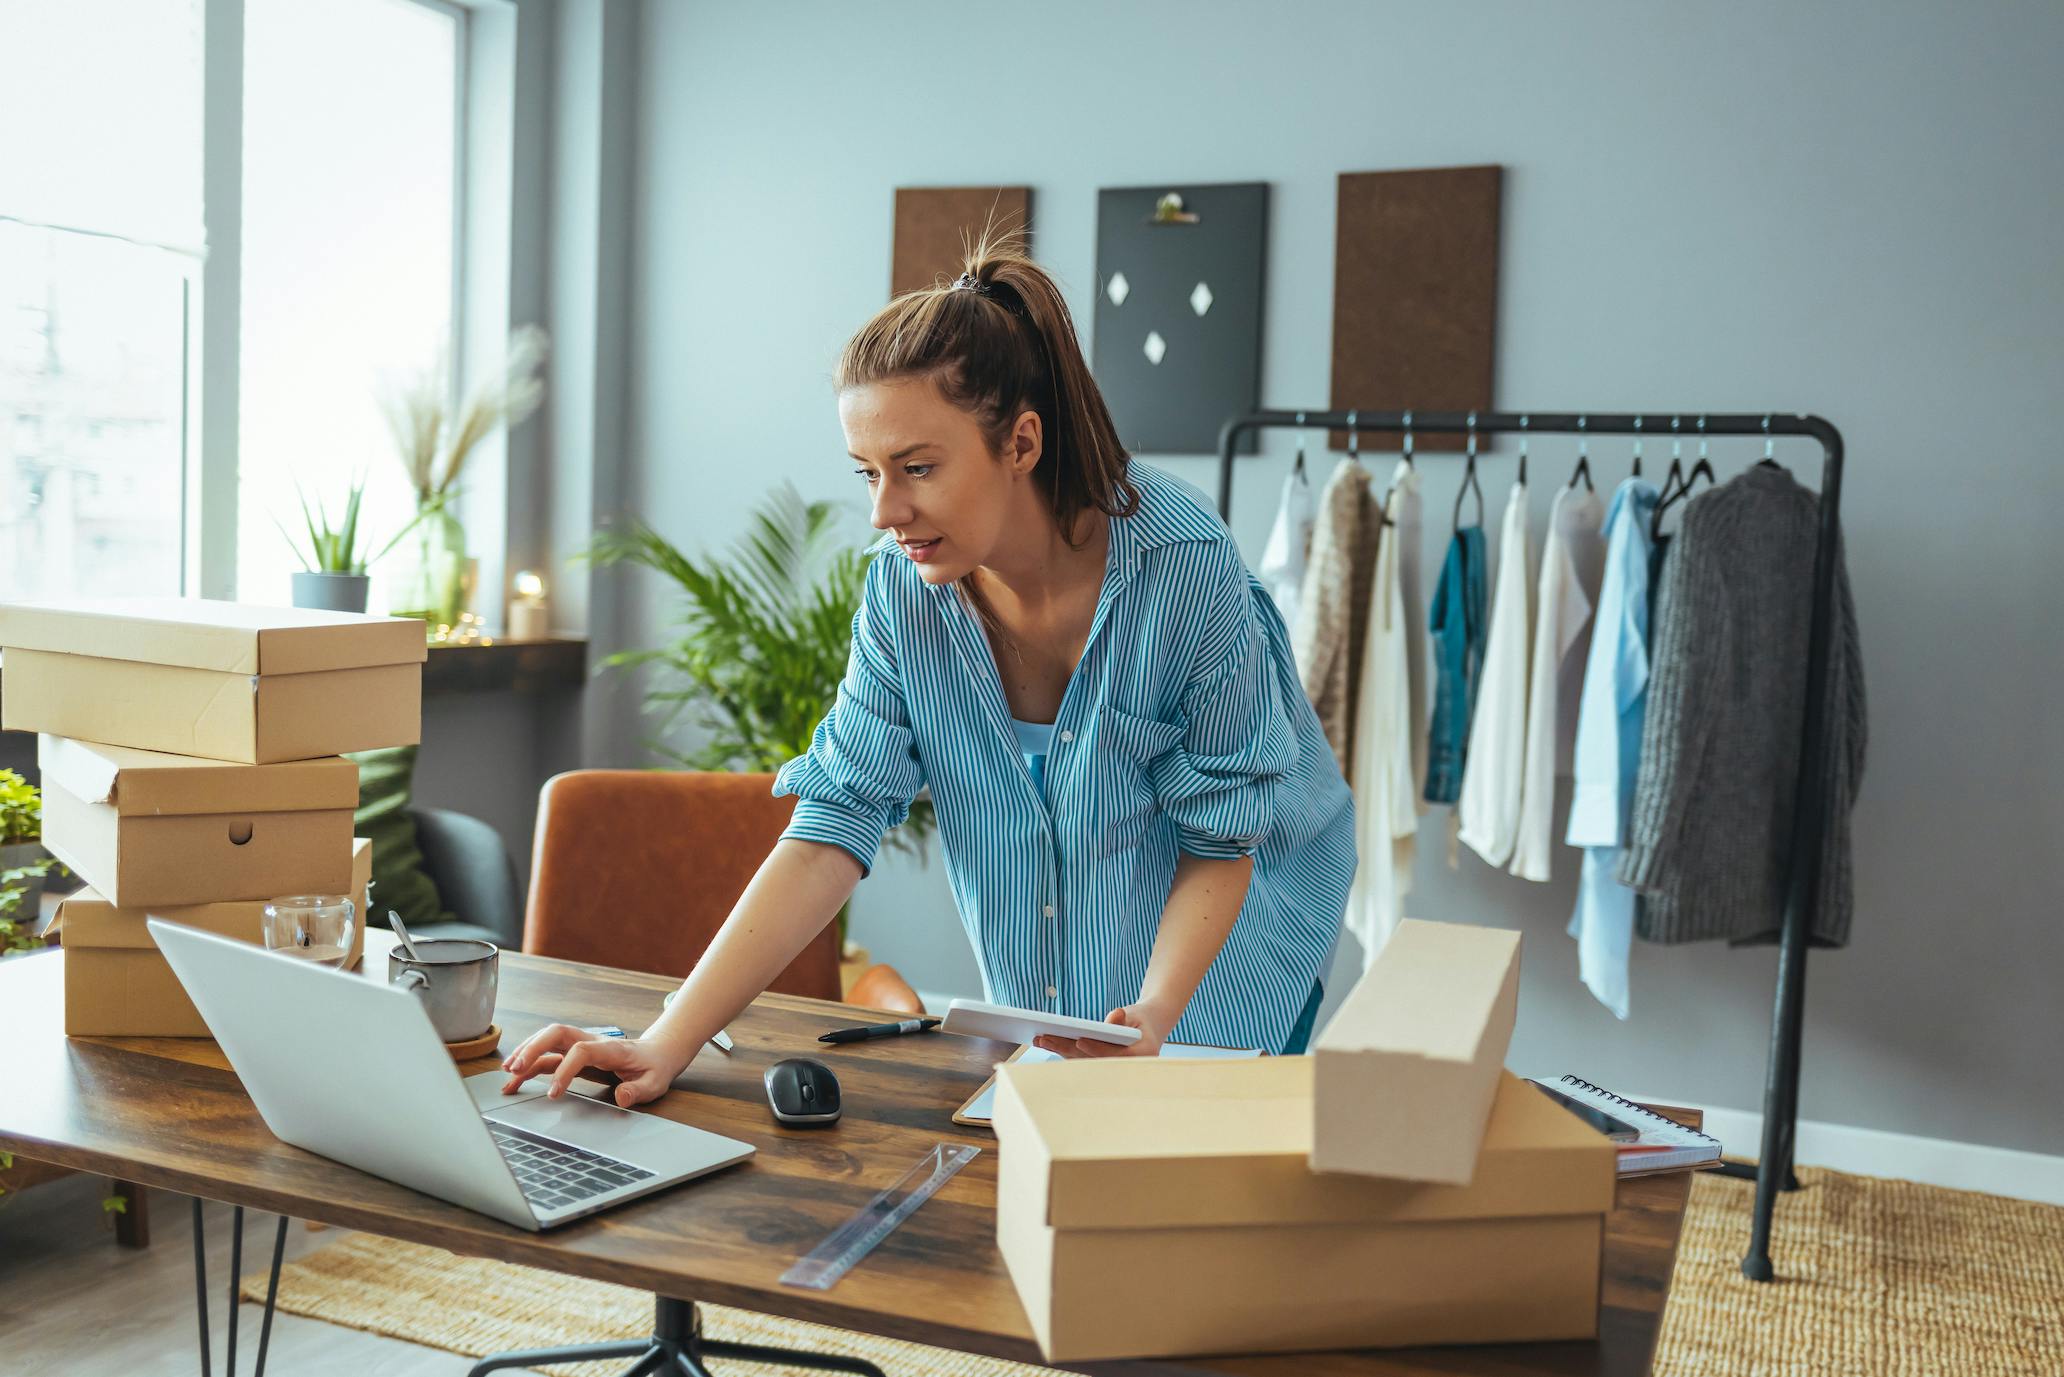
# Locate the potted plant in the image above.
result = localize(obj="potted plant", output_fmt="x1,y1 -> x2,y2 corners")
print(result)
583,485 -> 935,958
277,477 -> 377,612
1,768 -> 57,957
382,326 -> 548,633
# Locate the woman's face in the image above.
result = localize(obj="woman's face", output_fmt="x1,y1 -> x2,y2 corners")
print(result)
840,374 -> 1041,586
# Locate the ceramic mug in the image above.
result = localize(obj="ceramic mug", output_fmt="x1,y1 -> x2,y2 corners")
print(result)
389,938 -> 499,1042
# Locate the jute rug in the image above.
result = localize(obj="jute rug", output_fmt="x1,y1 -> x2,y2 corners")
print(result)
243,1167 -> 2063,1376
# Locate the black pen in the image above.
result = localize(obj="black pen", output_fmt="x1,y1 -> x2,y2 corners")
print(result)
818,1017 -> 942,1045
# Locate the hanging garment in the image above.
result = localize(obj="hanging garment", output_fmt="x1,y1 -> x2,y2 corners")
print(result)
1619,465 -> 1866,946
1393,468 -> 1430,797
1458,480 -> 1534,866
1258,462 -> 1317,639
1291,459 -> 1380,773
1424,524 -> 1488,805
1510,484 -> 1606,881
1344,461 -> 1424,962
1564,477 -> 1661,1019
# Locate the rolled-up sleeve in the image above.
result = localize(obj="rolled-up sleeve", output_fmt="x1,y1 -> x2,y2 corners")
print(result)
1147,551 -> 1296,859
773,561 -> 925,875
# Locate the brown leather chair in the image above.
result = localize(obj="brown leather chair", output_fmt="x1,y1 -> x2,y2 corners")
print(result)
524,769 -> 921,1014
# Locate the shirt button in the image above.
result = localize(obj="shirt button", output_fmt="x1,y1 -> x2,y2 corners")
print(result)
1059,729 -> 1074,743
1043,904 -> 1055,918
1045,985 -> 1059,999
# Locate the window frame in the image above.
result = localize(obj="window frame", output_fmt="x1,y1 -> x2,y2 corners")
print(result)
194,0 -> 486,603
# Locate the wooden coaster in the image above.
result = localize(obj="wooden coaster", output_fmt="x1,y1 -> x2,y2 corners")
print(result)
445,1024 -> 502,1062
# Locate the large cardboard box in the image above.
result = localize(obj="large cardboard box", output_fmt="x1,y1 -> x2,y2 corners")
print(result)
0,597 -> 425,763
993,1058 -> 1614,1362
38,734 -> 359,907
55,838 -> 373,1037
1311,918 -> 1522,1183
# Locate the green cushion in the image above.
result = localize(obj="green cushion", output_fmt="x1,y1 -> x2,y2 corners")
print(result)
347,746 -> 455,932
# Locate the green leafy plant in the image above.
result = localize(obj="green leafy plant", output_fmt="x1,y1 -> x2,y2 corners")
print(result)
582,486 -> 936,906
275,476 -> 376,575
0,860 -> 53,958
0,768 -> 39,844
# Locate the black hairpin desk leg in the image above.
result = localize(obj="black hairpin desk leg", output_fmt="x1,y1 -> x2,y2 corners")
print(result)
191,1197 -> 290,1376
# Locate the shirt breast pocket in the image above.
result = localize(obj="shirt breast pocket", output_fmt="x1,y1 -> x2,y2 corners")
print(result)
1086,705 -> 1184,851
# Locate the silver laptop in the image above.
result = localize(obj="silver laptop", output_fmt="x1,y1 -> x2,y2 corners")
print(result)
149,919 -> 754,1231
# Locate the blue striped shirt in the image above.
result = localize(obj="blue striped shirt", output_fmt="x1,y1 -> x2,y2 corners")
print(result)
774,464 -> 1356,1053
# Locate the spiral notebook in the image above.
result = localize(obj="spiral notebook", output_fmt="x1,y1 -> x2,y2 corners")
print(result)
1530,1075 -> 1724,1176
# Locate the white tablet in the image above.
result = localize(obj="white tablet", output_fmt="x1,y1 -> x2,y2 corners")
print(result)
940,998 -> 1145,1048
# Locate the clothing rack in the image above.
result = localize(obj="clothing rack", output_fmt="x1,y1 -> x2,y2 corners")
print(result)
1215,408 -> 1845,1284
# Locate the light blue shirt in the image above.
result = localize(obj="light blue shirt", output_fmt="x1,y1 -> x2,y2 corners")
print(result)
775,464 -> 1356,1053
1564,477 -> 1660,1019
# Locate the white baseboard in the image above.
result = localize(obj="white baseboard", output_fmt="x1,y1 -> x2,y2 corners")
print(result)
1632,1096 -> 2064,1206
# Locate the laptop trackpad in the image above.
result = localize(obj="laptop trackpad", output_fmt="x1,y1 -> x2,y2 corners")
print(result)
483,1094 -> 726,1173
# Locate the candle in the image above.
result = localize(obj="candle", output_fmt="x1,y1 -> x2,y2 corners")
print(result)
509,569 -> 550,641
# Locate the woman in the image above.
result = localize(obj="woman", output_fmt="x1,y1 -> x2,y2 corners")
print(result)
505,237 -> 1354,1108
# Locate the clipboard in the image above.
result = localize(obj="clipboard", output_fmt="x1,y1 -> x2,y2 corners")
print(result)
951,1043 -> 1267,1128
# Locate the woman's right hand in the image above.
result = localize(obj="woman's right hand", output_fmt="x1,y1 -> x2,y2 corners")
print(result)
500,1023 -> 689,1109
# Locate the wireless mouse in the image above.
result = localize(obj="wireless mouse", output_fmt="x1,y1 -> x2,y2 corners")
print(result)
764,1057 -> 842,1127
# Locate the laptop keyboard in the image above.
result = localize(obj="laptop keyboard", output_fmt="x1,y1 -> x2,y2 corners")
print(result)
489,1123 -> 655,1212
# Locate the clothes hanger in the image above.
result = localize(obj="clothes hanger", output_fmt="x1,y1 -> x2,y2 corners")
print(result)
1655,416 -> 1687,507
1346,410 -> 1361,468
1569,415 -> 1594,492
1652,415 -> 1717,539
1517,414 -> 1530,485
1291,411 -> 1307,480
1453,411 -> 1485,531
1401,409 -> 1416,471
1757,414 -> 1783,469
1630,415 -> 1645,478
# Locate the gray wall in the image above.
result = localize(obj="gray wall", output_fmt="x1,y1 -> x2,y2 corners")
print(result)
606,0 -> 2064,1154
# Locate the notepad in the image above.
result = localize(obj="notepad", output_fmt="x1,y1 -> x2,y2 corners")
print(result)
953,1043 -> 1265,1127
1529,1075 -> 1724,1175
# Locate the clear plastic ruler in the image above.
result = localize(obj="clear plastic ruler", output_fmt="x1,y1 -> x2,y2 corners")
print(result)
780,1142 -> 980,1290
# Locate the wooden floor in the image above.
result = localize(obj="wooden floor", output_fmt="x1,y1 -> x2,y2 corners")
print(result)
0,1174 -> 549,1376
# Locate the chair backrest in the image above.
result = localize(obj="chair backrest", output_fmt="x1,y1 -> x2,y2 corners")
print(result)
523,770 -> 840,1000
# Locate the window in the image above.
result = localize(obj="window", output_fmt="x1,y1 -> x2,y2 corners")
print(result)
0,0 -> 205,603
236,0 -> 461,606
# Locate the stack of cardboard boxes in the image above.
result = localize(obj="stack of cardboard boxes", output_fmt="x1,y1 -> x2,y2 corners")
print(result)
0,597 -> 427,1036
994,920 -> 1618,1361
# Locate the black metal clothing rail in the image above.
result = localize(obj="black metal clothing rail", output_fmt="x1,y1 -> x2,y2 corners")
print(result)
1214,408 -> 1845,1284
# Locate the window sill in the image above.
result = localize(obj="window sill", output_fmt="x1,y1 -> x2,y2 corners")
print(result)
425,637 -> 588,696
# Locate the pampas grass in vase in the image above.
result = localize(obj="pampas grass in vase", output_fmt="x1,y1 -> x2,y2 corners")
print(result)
380,326 -> 548,631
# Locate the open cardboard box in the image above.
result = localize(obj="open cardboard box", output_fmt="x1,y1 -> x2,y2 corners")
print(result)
38,734 -> 359,907
993,1058 -> 1615,1362
0,597 -> 425,763
55,837 -> 372,1037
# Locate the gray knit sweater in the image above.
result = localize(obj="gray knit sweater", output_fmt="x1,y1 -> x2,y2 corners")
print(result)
1617,465 -> 1866,946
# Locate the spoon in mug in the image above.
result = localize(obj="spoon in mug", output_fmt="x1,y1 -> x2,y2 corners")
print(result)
387,908 -> 424,962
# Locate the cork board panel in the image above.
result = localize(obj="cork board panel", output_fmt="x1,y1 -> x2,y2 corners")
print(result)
891,187 -> 1033,300
1330,166 -> 1502,453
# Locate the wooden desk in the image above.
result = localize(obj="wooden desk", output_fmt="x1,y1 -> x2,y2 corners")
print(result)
0,936 -> 1695,1376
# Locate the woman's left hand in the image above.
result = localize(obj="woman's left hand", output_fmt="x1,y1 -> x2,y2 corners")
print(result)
1034,1003 -> 1170,1059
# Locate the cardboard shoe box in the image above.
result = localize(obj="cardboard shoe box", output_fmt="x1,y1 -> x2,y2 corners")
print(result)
1311,918 -> 1522,1184
0,597 -> 425,763
55,837 -> 373,1037
993,1058 -> 1615,1363
38,735 -> 359,907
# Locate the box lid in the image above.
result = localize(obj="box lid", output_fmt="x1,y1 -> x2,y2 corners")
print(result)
54,837 -> 371,948
0,597 -> 426,675
994,1059 -> 1614,1231
39,734 -> 360,817
1315,919 -> 1520,1065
